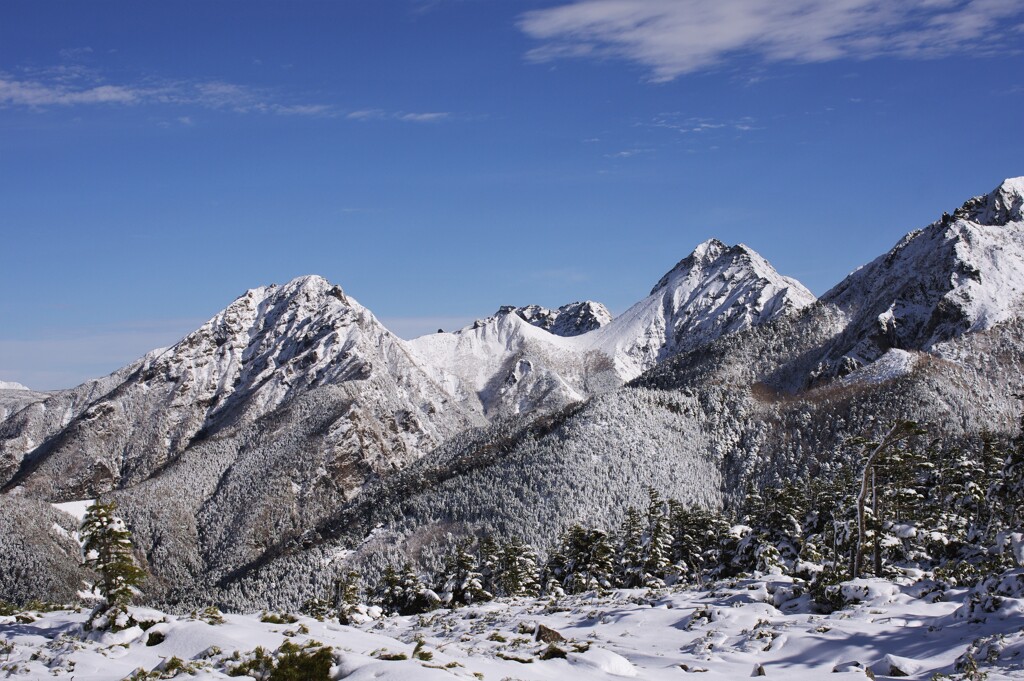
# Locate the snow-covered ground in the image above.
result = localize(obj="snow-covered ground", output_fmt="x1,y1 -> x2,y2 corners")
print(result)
3,575 -> 1022,680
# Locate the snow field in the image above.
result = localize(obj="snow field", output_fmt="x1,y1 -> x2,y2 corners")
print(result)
3,575 -> 1023,680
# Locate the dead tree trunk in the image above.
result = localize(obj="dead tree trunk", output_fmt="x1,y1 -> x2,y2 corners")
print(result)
852,421 -> 917,579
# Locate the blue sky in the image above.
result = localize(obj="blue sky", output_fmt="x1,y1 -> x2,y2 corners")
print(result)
2,0 -> 1023,389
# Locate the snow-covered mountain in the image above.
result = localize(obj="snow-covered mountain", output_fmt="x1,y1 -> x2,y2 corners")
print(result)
1,276 -> 478,499
583,238 -> 815,379
814,177 -> 1024,380
406,239 -> 815,417
5,178 -> 1024,612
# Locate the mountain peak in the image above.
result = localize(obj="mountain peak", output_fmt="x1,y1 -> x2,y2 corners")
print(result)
589,239 -> 814,379
649,239 -> 786,296
951,176 -> 1024,227
482,300 -> 612,337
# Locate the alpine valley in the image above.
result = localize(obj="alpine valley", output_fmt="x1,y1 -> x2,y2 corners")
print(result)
2,179 -> 1024,680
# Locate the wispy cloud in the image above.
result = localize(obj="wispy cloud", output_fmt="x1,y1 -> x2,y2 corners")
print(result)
0,63 -> 457,125
651,114 -> 759,133
0,69 -> 334,117
0,77 -> 141,106
347,109 -> 450,123
58,46 -> 94,60
520,0 -> 1024,81
604,148 -> 652,158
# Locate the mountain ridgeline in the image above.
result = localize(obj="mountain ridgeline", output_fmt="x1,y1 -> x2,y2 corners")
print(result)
2,177 -> 1023,610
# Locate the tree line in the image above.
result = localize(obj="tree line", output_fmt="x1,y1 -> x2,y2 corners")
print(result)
51,416 -> 1024,630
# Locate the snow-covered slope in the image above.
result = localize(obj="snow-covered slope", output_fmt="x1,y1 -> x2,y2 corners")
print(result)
815,177 -> 1024,379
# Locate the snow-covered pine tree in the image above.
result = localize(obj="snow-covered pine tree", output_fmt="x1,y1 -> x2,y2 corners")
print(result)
617,507 -> 645,588
995,423 -> 1024,532
333,569 -> 363,624
642,488 -> 674,587
440,542 -> 491,607
374,564 -> 404,616
80,501 -> 146,631
496,537 -> 540,597
560,524 -> 614,594
542,544 -> 568,598
399,562 -> 440,614
733,482 -> 789,576
477,534 -> 501,596
668,500 -> 729,583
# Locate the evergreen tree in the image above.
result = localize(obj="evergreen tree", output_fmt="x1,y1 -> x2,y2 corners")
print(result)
559,524 -> 615,594
80,501 -> 146,630
617,507 -> 645,588
477,534 -> 501,596
642,488 -> 674,587
496,537 -> 540,597
374,564 -> 404,616
668,501 -> 729,583
441,542 -> 492,607
399,562 -> 441,614
333,570 -> 363,624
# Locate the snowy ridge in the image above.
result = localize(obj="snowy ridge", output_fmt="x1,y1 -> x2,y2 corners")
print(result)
407,239 -> 813,415
816,177 -> 1024,379
406,308 -> 610,418
493,300 -> 613,337
143,275 -> 461,436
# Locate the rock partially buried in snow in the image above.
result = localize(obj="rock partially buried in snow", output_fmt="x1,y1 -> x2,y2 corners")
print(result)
568,647 -> 637,677
535,623 -> 566,643
875,652 -> 921,676
832,660 -> 875,677
839,578 -> 903,606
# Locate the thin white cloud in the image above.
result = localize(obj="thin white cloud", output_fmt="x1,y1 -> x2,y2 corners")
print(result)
0,77 -> 141,106
348,109 -> 451,123
58,46 -> 94,60
397,111 -> 449,122
651,114 -> 758,133
0,70 -> 334,117
347,109 -> 386,120
0,65 -> 452,123
604,148 -> 652,158
520,0 -> 1024,81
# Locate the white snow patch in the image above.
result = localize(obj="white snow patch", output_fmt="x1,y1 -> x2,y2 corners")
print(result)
840,348 -> 920,386
52,499 -> 95,522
